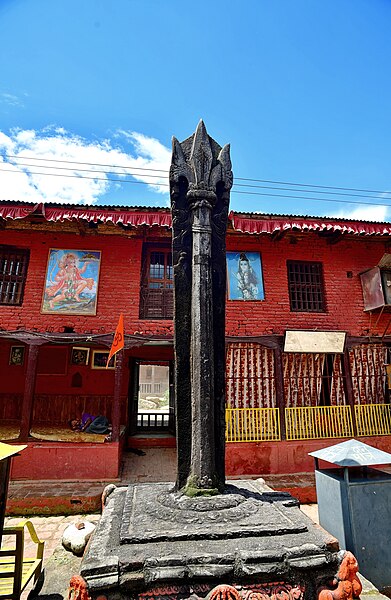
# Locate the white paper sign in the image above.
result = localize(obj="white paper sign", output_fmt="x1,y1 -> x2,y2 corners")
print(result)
284,331 -> 346,353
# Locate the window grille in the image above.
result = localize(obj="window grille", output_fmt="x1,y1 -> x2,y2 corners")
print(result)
349,344 -> 388,405
287,260 -> 325,312
0,247 -> 29,305
140,383 -> 152,394
139,247 -> 173,319
283,352 -> 346,407
226,343 -> 276,409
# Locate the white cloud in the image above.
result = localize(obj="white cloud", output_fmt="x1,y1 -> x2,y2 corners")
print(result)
0,127 -> 171,205
330,203 -> 389,222
0,93 -> 24,107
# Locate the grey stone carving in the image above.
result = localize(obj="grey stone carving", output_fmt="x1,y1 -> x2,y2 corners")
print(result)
80,123 -> 345,600
170,120 -> 233,493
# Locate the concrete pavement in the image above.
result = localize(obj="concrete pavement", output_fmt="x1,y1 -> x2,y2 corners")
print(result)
1,505 -> 389,600
2,513 -> 100,600
3,449 -> 390,599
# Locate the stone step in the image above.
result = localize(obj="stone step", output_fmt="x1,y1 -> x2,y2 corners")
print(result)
6,480 -> 109,516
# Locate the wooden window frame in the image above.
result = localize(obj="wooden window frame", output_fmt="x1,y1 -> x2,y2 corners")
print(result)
287,260 -> 326,313
0,246 -> 30,306
139,245 -> 173,319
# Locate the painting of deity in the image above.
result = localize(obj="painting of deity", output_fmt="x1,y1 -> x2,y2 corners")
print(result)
9,346 -> 25,366
226,251 -> 265,301
41,249 -> 101,315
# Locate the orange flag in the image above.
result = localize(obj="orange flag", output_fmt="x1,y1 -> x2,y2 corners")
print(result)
106,313 -> 124,368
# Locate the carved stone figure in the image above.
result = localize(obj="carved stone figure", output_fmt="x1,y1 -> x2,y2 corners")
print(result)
169,120 -> 233,493
78,123 -> 344,600
318,551 -> 362,600
68,575 -> 92,600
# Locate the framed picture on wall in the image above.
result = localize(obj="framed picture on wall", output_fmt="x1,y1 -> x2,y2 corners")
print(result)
226,251 -> 265,300
71,347 -> 90,366
41,249 -> 101,315
9,346 -> 25,366
92,350 -> 116,370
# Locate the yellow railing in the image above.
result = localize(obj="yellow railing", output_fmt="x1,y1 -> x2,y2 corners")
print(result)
225,408 -> 281,442
355,403 -> 391,436
285,405 -> 354,440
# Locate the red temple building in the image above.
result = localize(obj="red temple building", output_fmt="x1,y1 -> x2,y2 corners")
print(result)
1,200 -> 391,488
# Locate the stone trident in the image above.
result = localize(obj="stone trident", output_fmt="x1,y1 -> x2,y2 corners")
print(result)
169,121 -> 233,494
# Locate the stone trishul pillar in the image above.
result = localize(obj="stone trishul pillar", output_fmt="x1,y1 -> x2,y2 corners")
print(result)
169,121 -> 233,494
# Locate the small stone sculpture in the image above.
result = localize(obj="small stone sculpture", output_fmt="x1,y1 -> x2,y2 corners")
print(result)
62,520 -> 95,555
101,483 -> 116,510
68,575 -> 91,600
208,585 -> 241,600
318,551 -> 362,600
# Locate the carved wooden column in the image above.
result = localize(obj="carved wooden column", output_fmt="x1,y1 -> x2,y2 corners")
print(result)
111,350 -> 124,443
19,343 -> 40,441
170,121 -> 232,494
273,338 -> 286,440
343,340 -> 357,436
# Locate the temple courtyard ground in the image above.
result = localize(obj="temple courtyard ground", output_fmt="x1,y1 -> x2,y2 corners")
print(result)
3,505 -> 389,600
3,446 -> 390,598
6,445 -> 317,515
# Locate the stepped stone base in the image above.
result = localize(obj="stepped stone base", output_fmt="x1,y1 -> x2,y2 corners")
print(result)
81,480 -> 340,600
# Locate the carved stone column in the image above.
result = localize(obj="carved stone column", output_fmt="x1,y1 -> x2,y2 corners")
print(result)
170,121 -> 232,494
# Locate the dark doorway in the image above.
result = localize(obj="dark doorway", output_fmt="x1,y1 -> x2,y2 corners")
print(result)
128,358 -> 175,435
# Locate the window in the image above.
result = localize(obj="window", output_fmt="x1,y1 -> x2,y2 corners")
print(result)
139,246 -> 173,319
287,260 -> 325,312
0,246 -> 29,306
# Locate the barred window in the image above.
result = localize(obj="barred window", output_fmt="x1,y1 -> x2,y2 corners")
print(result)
139,246 -> 173,319
287,260 -> 325,312
0,246 -> 29,306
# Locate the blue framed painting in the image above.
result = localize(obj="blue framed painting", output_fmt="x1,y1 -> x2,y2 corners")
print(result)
226,252 -> 264,301
41,249 -> 101,315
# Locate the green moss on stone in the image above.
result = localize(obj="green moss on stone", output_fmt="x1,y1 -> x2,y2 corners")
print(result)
183,475 -> 220,497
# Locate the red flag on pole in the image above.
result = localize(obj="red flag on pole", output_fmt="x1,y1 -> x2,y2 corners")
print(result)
106,313 -> 124,368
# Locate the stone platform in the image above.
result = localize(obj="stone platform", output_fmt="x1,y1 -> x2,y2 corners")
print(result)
81,480 -> 341,600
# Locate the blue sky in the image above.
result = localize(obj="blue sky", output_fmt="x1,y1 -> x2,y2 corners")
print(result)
0,0 -> 390,220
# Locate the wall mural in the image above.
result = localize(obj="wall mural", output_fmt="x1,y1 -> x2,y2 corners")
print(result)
41,249 -> 101,315
226,252 -> 264,300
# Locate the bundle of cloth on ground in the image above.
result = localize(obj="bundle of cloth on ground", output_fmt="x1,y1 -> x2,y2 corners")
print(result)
70,413 -> 111,434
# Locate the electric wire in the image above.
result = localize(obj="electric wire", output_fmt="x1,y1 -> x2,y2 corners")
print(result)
4,152 -> 391,197
0,164 -> 390,208
1,153 -> 391,209
3,157 -> 390,201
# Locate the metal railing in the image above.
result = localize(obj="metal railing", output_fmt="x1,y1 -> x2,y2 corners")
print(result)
137,411 -> 171,430
225,408 -> 280,442
355,403 -> 391,437
285,405 -> 354,440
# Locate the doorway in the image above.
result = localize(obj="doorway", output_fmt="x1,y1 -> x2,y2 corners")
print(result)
128,359 -> 175,435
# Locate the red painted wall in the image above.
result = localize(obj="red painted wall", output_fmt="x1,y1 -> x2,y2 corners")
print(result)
0,228 -> 173,336
226,233 -> 389,338
1,225 -> 389,339
10,440 -> 122,480
225,436 -> 391,476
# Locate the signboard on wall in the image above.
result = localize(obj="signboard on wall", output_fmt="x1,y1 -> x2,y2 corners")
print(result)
284,331 -> 346,353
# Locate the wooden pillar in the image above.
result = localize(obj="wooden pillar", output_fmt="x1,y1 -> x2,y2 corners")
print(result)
0,457 -> 11,545
274,340 -> 286,440
111,350 -> 124,442
19,344 -> 39,441
342,344 -> 357,436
